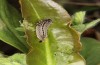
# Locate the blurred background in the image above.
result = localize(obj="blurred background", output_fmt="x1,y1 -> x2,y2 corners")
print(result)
54,0 -> 100,41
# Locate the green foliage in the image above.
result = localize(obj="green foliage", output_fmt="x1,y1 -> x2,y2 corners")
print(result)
0,53 -> 26,65
0,0 -> 29,53
20,0 -> 84,65
72,19 -> 100,34
81,37 -> 100,65
72,11 -> 86,25
72,11 -> 100,34
0,0 -> 90,65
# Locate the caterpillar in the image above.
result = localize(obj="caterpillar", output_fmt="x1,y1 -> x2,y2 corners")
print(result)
36,19 -> 52,42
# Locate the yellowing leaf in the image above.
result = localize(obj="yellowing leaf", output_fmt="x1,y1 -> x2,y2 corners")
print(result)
20,0 -> 85,65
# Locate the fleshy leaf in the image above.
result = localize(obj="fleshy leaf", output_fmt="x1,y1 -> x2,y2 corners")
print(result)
0,0 -> 29,53
20,0 -> 85,65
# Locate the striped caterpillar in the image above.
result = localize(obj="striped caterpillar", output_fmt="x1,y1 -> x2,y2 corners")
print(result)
36,19 -> 52,42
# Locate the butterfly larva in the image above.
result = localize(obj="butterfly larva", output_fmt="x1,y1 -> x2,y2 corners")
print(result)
36,19 -> 52,42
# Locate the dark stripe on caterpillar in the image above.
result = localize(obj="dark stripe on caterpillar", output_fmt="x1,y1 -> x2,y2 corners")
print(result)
36,19 -> 52,42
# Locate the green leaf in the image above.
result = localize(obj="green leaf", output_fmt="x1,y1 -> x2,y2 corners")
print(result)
84,19 -> 100,30
81,37 -> 100,65
0,0 -> 29,53
72,19 -> 100,34
20,0 -> 85,65
72,11 -> 86,25
0,53 -> 26,65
